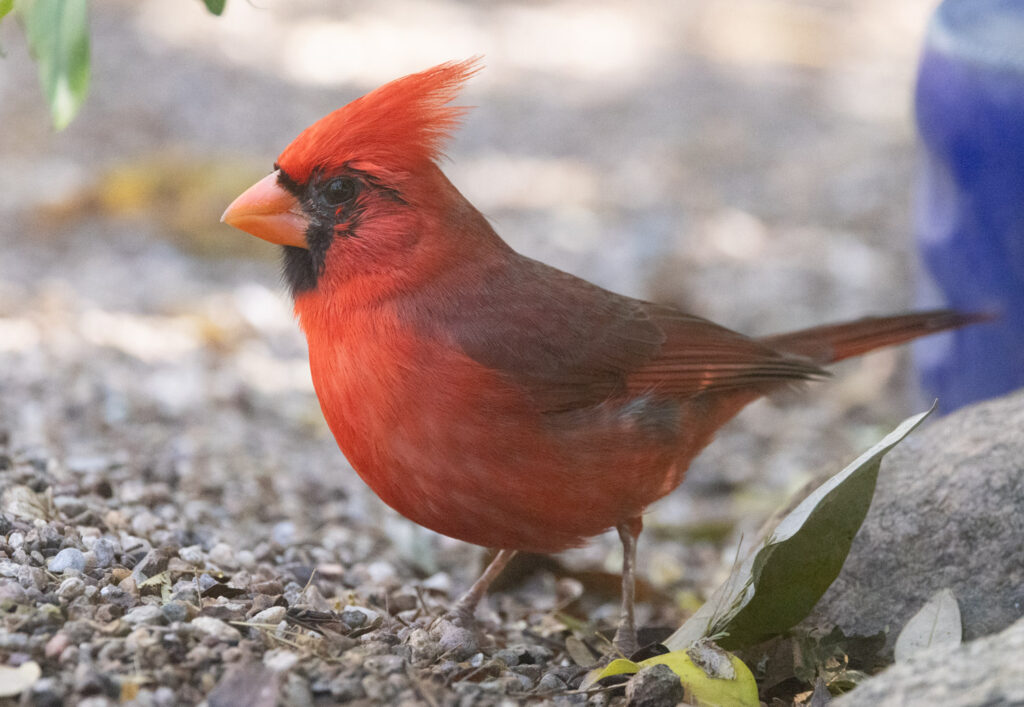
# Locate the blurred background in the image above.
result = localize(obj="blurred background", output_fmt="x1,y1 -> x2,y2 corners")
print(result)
0,0 -> 951,621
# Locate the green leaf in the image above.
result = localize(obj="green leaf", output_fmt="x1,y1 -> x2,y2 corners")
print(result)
0,0 -> 15,20
17,0 -> 91,130
665,407 -> 934,651
203,0 -> 226,15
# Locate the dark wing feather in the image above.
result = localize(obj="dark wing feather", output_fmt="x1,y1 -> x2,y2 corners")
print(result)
428,256 -> 825,413
626,305 -> 827,397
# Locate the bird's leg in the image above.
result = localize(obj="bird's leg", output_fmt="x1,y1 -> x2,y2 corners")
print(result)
612,519 -> 642,656
449,548 -> 517,626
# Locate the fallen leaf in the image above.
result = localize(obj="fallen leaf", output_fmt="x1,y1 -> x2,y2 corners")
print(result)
0,661 -> 42,697
643,641 -> 759,707
580,658 -> 641,689
1,485 -> 55,521
893,587 -> 962,661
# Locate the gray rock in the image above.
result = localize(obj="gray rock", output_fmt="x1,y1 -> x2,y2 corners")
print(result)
251,606 -> 287,625
835,616 -> 1024,707
179,544 -> 204,565
625,663 -> 686,707
91,538 -> 116,568
0,578 -> 28,604
130,548 -> 169,584
431,618 -> 479,661
536,672 -> 567,692
161,601 -> 190,623
99,584 -> 137,609
123,604 -> 165,625
47,548 -> 86,573
191,616 -> 242,643
56,576 -> 86,600
208,542 -> 238,569
207,661 -> 281,707
805,391 -> 1024,651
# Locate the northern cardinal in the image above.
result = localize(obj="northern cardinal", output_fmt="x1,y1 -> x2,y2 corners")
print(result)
223,60 -> 981,654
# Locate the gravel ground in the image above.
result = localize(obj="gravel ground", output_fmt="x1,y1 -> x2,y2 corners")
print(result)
0,1 -> 941,704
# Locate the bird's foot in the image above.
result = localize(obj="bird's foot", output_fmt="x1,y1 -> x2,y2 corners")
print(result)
429,612 -> 481,661
446,590 -> 482,629
611,625 -> 640,660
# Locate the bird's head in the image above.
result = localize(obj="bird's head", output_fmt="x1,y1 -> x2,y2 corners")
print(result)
222,59 -> 492,300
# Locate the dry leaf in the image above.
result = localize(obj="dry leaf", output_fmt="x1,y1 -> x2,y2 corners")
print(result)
0,661 -> 42,697
894,588 -> 962,661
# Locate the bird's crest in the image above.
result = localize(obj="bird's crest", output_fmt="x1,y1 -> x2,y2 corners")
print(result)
276,59 -> 481,183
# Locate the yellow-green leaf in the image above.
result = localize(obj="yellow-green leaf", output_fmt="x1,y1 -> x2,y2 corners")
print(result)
641,642 -> 759,707
579,658 -> 640,689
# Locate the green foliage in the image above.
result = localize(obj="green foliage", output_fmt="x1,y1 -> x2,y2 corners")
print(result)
15,0 -> 90,130
665,408 -> 934,651
1,0 -> 225,129
203,0 -> 227,15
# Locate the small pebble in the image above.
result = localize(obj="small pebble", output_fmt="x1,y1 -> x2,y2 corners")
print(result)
251,606 -> 287,625
191,616 -> 242,643
511,664 -> 543,683
123,604 -> 165,625
47,548 -> 86,573
432,619 -> 479,661
271,521 -> 295,546
91,538 -> 116,568
29,676 -> 65,707
236,550 -> 256,568
171,584 -> 199,604
364,654 -> 404,676
44,632 -> 71,659
131,511 -> 161,536
625,663 -> 686,707
161,601 -> 190,623
56,576 -> 86,600
340,606 -> 376,628
208,542 -> 237,569
99,584 -> 137,609
0,632 -> 29,651
537,672 -> 567,692
197,574 -> 219,592
0,579 -> 28,604
407,627 -> 439,664
264,649 -> 300,672
419,572 -> 452,594
179,545 -> 204,565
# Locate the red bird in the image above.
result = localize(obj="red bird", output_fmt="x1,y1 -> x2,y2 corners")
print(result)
222,60 -> 979,654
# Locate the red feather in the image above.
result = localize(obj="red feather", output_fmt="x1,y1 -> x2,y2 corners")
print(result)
276,59 -> 481,184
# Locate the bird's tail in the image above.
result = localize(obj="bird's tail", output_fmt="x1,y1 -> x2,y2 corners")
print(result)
759,310 -> 991,365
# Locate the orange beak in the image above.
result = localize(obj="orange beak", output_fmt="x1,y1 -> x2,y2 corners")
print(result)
221,171 -> 309,249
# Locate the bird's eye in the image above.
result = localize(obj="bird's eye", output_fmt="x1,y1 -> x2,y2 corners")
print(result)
321,177 -> 358,207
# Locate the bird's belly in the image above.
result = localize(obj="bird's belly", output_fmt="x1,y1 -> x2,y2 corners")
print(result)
308,338 -> 715,552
